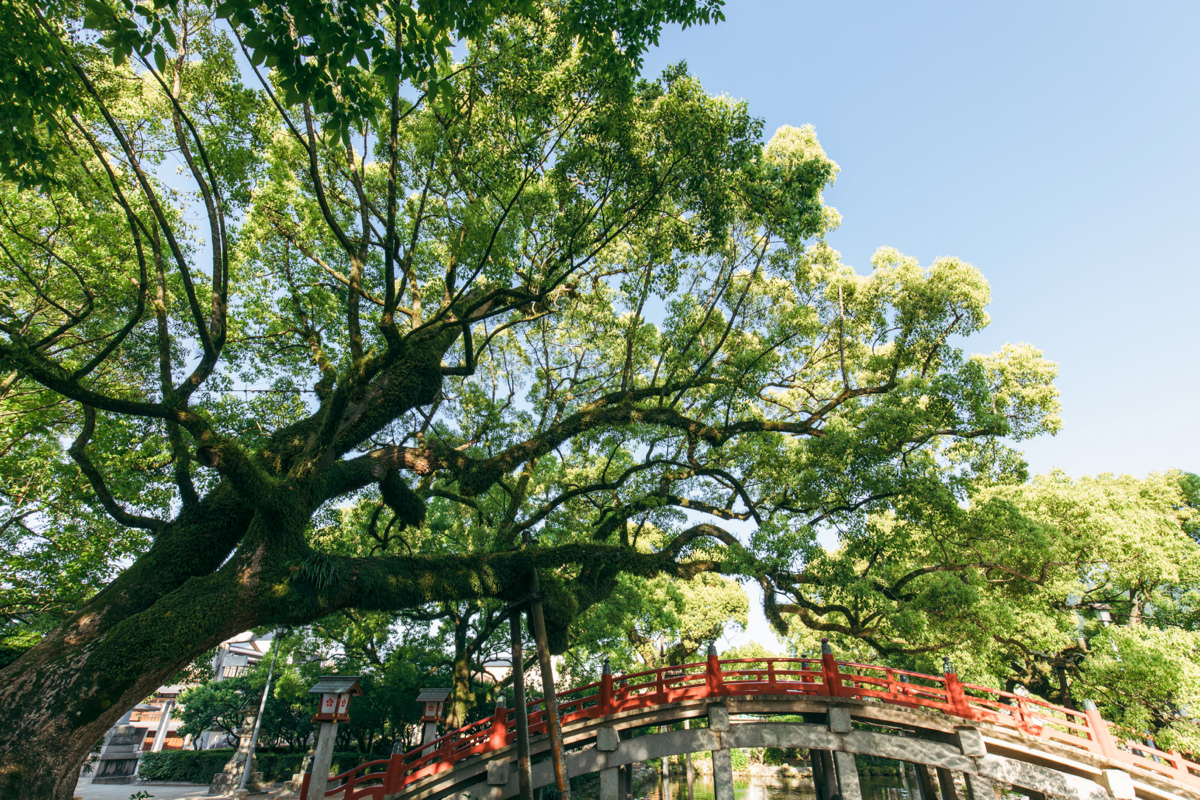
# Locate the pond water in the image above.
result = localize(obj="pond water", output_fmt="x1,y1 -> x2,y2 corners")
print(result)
639,771 -> 913,800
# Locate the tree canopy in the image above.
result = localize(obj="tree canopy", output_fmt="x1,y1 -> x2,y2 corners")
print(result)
783,470 -> 1200,752
0,0 -> 1064,795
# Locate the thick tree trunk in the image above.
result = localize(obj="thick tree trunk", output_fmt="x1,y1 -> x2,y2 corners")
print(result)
446,613 -> 475,730
0,577 -> 255,799
0,498 -> 270,800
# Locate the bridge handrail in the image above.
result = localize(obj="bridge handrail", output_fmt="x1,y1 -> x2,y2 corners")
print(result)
322,757 -> 390,800
307,656 -> 1200,800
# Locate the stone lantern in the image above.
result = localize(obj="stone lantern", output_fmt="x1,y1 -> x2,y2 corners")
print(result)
416,688 -> 452,748
310,675 -> 363,722
304,676 -> 362,800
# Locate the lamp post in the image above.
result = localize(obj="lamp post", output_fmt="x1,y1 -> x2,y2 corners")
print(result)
237,631 -> 283,794
304,676 -> 363,800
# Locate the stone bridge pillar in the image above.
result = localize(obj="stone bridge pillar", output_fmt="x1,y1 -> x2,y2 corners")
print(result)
708,703 -> 735,800
827,706 -> 862,800
598,726 -> 620,800
955,726 -> 999,800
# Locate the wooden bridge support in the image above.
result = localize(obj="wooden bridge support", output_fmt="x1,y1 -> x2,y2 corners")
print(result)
936,766 -> 959,800
509,609 -> 533,800
684,719 -> 695,800
811,749 -> 829,800
964,771 -> 999,800
915,762 -> 939,800
813,750 -> 839,800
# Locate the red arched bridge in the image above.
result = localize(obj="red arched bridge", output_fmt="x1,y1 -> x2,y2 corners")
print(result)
300,651 -> 1200,800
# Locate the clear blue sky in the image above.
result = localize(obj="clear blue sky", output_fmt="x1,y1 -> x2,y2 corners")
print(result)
641,0 -> 1199,481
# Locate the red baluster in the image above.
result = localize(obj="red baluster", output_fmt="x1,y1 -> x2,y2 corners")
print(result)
1083,700 -> 1120,759
942,659 -> 973,719
600,657 -> 616,715
1013,697 -> 1039,736
706,643 -> 725,697
820,639 -> 842,698
1168,751 -> 1190,781
768,660 -> 777,693
489,702 -> 509,750
384,753 -> 404,795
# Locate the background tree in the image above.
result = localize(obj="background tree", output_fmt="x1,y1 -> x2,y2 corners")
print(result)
567,571 -> 748,677
277,612 -> 456,753
177,674 -> 270,746
778,470 -> 1200,752
0,1 -> 1059,796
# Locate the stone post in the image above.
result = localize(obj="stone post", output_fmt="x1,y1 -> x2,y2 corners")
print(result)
826,705 -> 858,800
305,720 -> 339,800
832,752 -> 862,800
598,721 -> 620,800
1099,768 -> 1136,800
899,759 -> 913,800
600,767 -> 620,800
708,702 -> 734,800
956,725 -> 994,800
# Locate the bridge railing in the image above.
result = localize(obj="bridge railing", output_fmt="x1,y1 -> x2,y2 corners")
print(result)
307,655 -> 1199,799
317,756 -> 391,800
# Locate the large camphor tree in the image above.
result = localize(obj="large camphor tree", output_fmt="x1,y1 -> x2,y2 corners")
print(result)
0,0 -> 1059,795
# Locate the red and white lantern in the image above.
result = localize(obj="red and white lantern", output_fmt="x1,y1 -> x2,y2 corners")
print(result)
308,676 -> 363,723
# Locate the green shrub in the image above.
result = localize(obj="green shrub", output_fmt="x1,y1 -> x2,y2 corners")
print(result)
137,749 -> 374,783
138,750 -> 231,783
763,747 -> 806,765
